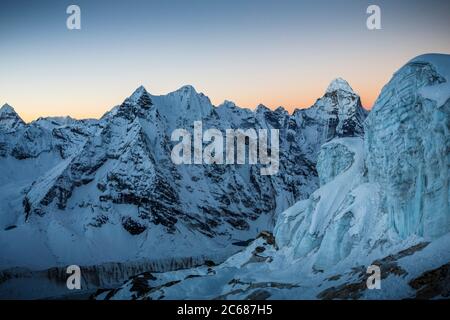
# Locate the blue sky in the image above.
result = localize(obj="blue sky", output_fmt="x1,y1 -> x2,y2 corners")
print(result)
1,0 -> 449,120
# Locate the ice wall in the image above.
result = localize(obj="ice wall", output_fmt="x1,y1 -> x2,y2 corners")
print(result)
365,54 -> 450,239
274,138 -> 385,270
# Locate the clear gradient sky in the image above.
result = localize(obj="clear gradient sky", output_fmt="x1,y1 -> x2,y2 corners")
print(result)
1,0 -> 449,122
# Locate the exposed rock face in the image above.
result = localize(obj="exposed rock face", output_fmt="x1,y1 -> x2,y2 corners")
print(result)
365,54 -> 450,239
409,262 -> 450,299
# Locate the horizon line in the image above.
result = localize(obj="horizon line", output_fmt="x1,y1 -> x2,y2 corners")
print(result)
2,79 -> 372,123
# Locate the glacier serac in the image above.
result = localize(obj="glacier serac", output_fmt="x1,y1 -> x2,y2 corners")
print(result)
365,54 -> 450,240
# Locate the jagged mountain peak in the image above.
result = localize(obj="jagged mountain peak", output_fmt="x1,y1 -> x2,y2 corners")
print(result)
219,100 -> 237,108
172,84 -> 200,97
0,103 -> 17,114
302,78 -> 367,139
274,106 -> 288,114
158,84 -> 214,120
0,103 -> 25,132
118,86 -> 154,118
129,85 -> 150,101
326,78 -> 355,94
178,84 -> 196,91
256,104 -> 270,113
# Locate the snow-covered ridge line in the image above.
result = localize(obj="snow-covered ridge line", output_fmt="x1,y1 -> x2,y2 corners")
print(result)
1,76 -> 369,125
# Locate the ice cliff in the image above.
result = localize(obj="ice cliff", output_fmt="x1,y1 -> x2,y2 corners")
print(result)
365,54 -> 450,239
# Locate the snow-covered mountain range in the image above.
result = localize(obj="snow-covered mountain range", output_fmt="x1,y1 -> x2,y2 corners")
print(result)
0,73 -> 368,298
1,54 -> 448,300
91,54 -> 449,300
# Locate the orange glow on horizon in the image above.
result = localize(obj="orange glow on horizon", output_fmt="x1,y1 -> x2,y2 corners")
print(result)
12,87 -> 379,123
